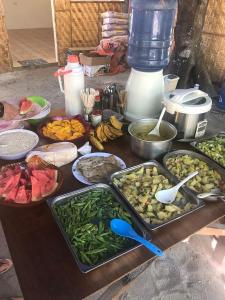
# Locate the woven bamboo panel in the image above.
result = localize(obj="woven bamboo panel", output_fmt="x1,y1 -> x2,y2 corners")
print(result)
0,14 -> 12,73
71,1 -> 124,48
55,0 -> 70,11
203,0 -> 225,35
55,10 -> 72,65
200,0 -> 225,82
201,34 -> 225,82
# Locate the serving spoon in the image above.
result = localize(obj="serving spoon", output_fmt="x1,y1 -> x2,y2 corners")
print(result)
110,219 -> 163,257
197,191 -> 225,201
148,107 -> 166,136
155,171 -> 198,204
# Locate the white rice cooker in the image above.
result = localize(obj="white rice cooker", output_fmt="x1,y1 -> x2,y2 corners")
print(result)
163,88 -> 212,141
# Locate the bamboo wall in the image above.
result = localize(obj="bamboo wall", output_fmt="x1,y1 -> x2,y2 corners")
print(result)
201,0 -> 225,82
55,0 -> 125,65
0,0 -> 12,73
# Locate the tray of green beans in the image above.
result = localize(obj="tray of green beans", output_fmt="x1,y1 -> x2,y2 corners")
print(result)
48,184 -> 149,273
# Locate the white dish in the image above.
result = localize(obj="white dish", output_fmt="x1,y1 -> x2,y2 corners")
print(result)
0,120 -> 24,133
0,129 -> 39,160
72,152 -> 126,185
29,105 -> 51,120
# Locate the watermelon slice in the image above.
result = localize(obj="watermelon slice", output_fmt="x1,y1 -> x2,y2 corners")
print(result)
43,169 -> 58,181
14,186 -> 29,204
1,173 -> 21,197
19,98 -> 33,115
41,180 -> 58,197
32,170 -> 50,183
31,176 -> 42,201
5,186 -> 19,202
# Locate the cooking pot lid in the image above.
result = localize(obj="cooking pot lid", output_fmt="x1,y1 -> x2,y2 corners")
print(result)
163,88 -> 212,114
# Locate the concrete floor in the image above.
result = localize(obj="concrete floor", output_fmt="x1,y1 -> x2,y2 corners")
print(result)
0,66 -> 225,300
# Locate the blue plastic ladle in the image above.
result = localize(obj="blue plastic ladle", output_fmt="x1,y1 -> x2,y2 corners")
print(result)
110,219 -> 163,257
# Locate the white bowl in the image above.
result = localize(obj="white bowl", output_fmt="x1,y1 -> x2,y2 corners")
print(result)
0,129 -> 39,160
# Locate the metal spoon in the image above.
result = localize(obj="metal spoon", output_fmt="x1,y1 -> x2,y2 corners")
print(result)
197,192 -> 225,200
110,219 -> 163,257
148,107 -> 166,136
155,171 -> 198,204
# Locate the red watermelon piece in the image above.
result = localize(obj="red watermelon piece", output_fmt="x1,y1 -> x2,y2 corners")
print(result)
31,170 -> 50,183
1,173 -> 21,197
43,169 -> 58,181
31,176 -> 42,201
41,180 -> 58,197
19,98 -> 33,115
5,186 -> 19,202
14,186 -> 29,204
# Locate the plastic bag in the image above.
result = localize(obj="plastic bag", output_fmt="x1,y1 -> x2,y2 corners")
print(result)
26,142 -> 78,167
102,30 -> 128,38
101,11 -> 128,19
102,24 -> 128,31
103,18 -> 128,25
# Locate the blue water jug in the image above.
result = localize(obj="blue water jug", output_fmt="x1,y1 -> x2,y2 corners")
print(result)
217,82 -> 225,110
128,0 -> 178,71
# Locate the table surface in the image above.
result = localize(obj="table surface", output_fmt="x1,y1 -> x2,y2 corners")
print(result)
1,134 -> 225,300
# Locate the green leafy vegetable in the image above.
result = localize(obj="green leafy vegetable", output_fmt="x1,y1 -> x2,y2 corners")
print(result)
54,189 -> 136,266
196,136 -> 225,167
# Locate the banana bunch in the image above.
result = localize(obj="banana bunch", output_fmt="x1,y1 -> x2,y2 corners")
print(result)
89,116 -> 123,151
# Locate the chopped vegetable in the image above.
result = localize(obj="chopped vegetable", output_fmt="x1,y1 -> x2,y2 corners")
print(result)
54,189 -> 136,266
166,155 -> 222,193
196,136 -> 225,167
113,166 -> 196,225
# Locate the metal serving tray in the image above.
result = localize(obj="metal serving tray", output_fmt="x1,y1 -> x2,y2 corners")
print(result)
48,183 -> 150,273
163,150 -> 225,196
110,161 -> 203,231
190,132 -> 225,169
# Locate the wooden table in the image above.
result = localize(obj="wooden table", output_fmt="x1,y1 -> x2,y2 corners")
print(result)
1,135 -> 225,300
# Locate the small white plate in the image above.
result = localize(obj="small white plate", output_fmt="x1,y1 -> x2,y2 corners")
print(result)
72,152 -> 126,185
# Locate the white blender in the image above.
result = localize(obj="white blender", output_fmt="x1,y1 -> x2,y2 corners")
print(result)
124,0 -> 178,121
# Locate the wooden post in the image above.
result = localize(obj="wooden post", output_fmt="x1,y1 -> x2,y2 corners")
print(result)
0,0 -> 13,73
54,0 -> 72,66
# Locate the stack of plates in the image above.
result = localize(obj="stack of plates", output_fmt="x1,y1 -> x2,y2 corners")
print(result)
0,120 -> 24,133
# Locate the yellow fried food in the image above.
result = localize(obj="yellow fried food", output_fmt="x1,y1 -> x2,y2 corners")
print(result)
42,119 -> 85,141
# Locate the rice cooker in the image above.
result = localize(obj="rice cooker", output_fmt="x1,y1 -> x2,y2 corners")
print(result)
163,88 -> 212,141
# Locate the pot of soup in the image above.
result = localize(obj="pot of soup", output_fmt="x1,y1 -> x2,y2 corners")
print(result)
128,119 -> 177,159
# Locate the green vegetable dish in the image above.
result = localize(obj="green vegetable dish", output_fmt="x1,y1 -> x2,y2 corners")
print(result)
166,155 -> 222,193
196,136 -> 225,168
113,166 -> 196,225
54,188 -> 136,266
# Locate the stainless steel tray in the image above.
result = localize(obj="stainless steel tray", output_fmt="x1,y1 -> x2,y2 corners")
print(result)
48,183 -> 150,273
110,161 -> 203,230
163,150 -> 225,196
190,132 -> 225,169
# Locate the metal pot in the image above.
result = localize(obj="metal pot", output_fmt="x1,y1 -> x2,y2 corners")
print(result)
128,119 -> 177,160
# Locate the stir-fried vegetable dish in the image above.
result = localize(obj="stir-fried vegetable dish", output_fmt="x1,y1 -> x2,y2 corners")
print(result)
54,189 -> 136,266
196,136 -> 225,168
166,155 -> 222,193
113,166 -> 196,224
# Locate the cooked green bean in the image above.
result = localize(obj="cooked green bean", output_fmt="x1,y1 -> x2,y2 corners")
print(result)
54,189 -> 136,266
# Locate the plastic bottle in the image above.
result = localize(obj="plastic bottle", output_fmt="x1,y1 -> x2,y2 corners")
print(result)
55,55 -> 85,116
217,82 -> 225,110
128,0 -> 178,71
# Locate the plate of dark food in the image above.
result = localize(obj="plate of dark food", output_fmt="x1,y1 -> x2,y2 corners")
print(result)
72,152 -> 126,185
